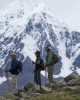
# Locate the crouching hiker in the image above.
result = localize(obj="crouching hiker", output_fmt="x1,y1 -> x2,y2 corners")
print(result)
32,50 -> 45,91
5,53 -> 23,93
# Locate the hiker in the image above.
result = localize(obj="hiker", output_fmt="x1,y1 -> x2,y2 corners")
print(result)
44,45 -> 59,84
32,50 -> 42,89
5,53 -> 23,93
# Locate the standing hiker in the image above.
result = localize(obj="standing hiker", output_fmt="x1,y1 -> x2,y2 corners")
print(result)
32,50 -> 44,90
44,45 -> 59,84
5,53 -> 23,93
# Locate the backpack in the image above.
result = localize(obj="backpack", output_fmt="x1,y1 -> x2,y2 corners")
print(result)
39,59 -> 45,71
17,61 -> 23,74
9,61 -> 23,75
52,53 -> 59,64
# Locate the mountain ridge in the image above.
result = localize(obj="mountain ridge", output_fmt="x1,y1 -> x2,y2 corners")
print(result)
0,1 -> 80,88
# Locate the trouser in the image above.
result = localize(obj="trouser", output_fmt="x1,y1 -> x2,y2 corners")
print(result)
34,70 -> 41,86
47,65 -> 54,83
12,75 -> 17,92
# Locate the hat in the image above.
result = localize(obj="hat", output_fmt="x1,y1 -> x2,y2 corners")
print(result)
44,44 -> 51,49
34,50 -> 40,55
11,53 -> 16,57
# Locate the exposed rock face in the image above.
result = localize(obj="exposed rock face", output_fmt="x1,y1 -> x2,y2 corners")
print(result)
64,71 -> 80,82
73,86 -> 80,93
24,83 -> 34,91
64,75 -> 77,82
0,80 -> 80,100
1,1 -> 80,91
0,93 -> 17,100
67,78 -> 80,86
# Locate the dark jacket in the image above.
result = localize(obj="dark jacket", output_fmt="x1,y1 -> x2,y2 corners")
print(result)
34,57 -> 42,72
11,60 -> 18,69
9,60 -> 19,75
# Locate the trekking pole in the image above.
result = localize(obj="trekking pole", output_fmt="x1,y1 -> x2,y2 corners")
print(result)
5,68 -> 10,92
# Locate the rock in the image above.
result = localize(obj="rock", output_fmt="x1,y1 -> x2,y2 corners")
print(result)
0,96 -> 6,100
25,84 -> 45,94
67,78 -> 80,86
19,92 -> 30,98
19,98 -> 24,100
73,86 -> 80,93
64,75 -> 77,83
37,87 -> 48,94
70,71 -> 80,78
42,86 -> 52,92
12,89 -> 26,97
0,93 -> 17,100
15,98 -> 24,100
24,83 -> 33,91
45,81 -> 66,90
62,87 -> 74,92
64,71 -> 80,82
17,89 -> 26,94
63,86 -> 80,93
14,97 -> 22,100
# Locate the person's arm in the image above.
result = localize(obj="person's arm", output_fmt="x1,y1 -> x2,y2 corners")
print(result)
32,60 -> 40,64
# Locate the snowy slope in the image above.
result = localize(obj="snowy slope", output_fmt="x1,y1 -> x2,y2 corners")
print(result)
0,1 -> 80,87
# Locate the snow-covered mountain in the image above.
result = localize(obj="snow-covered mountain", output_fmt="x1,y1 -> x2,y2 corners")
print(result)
0,1 -> 80,90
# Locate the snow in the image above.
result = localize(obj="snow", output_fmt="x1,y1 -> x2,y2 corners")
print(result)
0,0 -> 80,85
76,67 -> 80,75
21,35 -> 38,61
0,77 -> 7,85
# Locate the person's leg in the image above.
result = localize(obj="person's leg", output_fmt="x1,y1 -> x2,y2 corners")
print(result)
48,65 -> 54,83
12,75 -> 17,93
37,70 -> 43,91
37,70 -> 41,86
34,71 -> 38,85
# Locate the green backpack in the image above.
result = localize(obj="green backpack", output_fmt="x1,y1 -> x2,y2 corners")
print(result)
52,53 -> 59,64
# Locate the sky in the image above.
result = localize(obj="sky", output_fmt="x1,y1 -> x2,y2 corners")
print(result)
0,0 -> 80,31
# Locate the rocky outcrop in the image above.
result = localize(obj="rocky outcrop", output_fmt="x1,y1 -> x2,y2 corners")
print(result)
64,71 -> 80,82
24,83 -> 34,92
64,72 -> 80,86
67,78 -> 80,86
0,78 -> 80,100
0,93 -> 17,100
64,75 -> 77,82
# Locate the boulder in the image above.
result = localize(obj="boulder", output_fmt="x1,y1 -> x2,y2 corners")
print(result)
0,93 -> 17,100
62,87 -> 74,92
15,98 -> 24,100
19,98 -> 24,100
45,81 -> 66,90
14,98 -> 24,100
24,83 -> 33,91
19,92 -> 31,99
0,96 -> 6,100
64,75 -> 77,83
63,86 -> 80,93
73,86 -> 80,93
67,78 -> 80,86
64,71 -> 80,82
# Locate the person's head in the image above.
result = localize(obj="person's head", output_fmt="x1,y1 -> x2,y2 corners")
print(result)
34,50 -> 40,57
11,53 -> 16,60
44,45 -> 51,52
